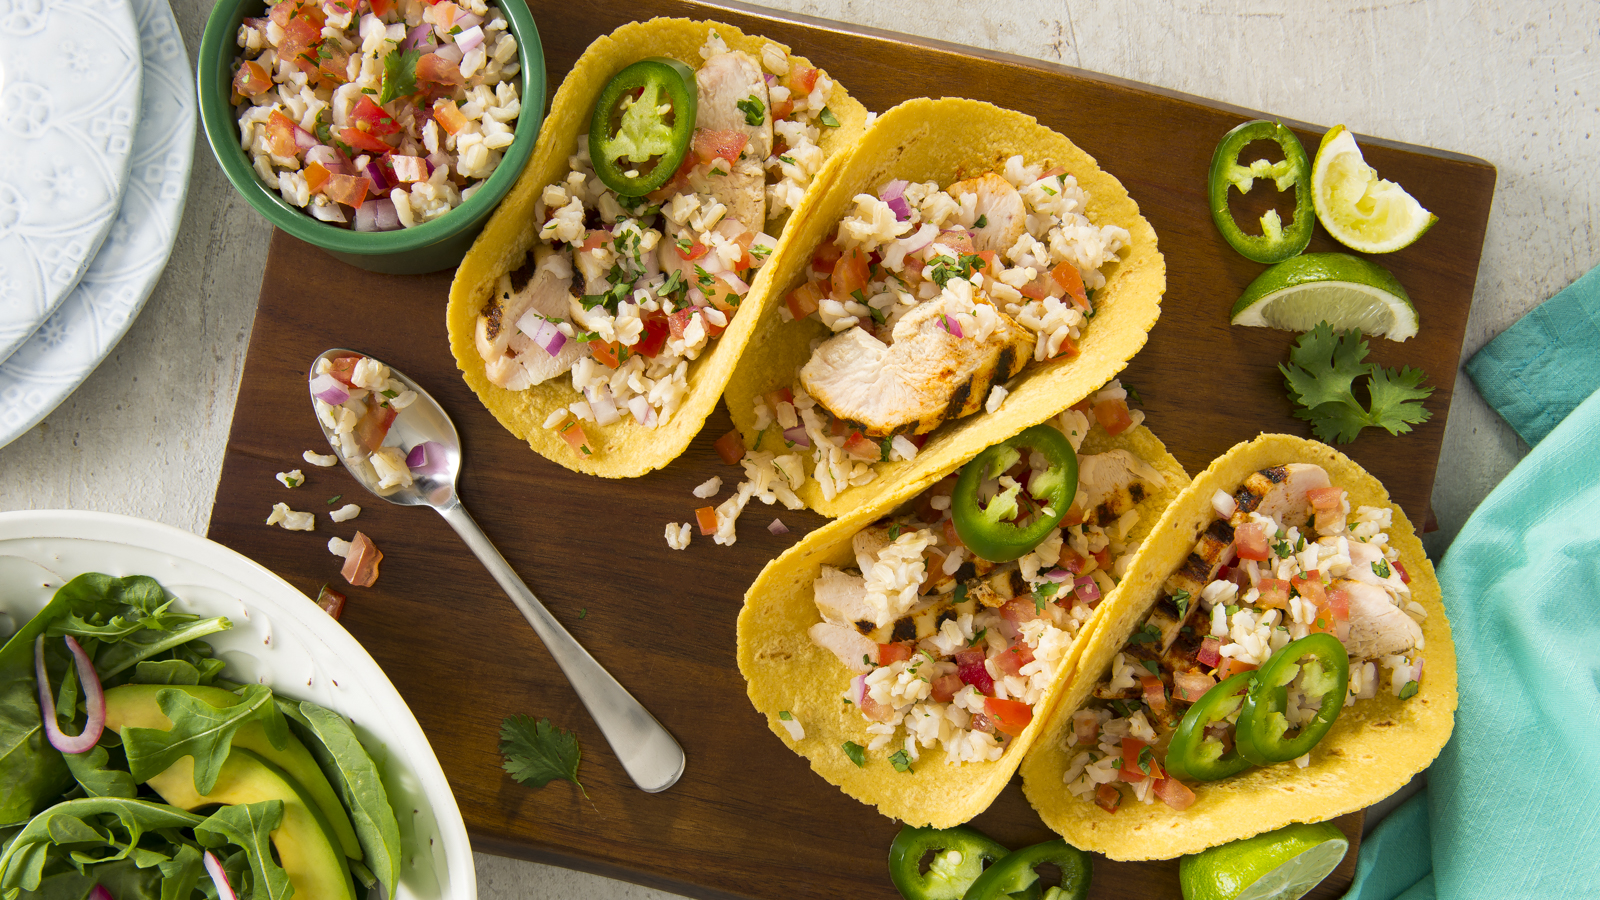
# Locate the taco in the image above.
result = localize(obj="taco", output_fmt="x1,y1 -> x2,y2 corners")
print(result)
446,19 -> 868,476
1019,434 -> 1457,860
723,97 -> 1164,518
737,387 -> 1189,827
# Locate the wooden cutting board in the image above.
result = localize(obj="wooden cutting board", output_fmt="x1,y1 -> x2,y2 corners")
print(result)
206,0 -> 1494,896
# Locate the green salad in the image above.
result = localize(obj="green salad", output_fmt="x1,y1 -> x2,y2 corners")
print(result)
0,573 -> 402,900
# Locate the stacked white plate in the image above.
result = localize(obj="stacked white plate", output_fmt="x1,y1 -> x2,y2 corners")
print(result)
0,0 -> 196,448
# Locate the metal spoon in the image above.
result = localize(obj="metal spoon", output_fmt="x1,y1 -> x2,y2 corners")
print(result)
308,349 -> 685,793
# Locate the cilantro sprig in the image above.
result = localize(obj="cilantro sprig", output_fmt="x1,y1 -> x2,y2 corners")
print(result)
1280,322 -> 1434,443
500,715 -> 587,797
379,48 -> 421,105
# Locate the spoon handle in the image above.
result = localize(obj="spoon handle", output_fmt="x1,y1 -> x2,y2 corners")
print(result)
435,498 -> 686,793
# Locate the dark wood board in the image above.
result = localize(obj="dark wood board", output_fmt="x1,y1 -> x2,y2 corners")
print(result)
206,0 -> 1496,896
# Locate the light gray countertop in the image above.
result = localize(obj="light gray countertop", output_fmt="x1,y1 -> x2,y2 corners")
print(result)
3,0 -> 1596,896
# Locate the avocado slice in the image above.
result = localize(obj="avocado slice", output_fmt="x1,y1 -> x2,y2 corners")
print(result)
147,748 -> 357,900
102,683 -> 363,859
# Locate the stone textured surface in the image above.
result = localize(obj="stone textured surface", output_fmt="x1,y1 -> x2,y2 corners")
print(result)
1,0 -> 1596,896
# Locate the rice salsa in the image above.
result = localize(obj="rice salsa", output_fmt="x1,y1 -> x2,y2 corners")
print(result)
232,0 -> 522,229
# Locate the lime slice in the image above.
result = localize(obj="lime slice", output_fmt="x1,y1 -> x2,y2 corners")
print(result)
1180,822 -> 1349,900
1230,252 -> 1418,341
1311,125 -> 1437,253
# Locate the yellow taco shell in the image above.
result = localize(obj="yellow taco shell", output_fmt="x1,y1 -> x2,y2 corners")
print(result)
1020,433 -> 1457,860
724,97 -> 1165,517
446,18 -> 868,476
737,421 -> 1190,827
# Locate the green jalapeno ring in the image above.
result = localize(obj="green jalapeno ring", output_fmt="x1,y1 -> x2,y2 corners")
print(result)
888,824 -> 1011,900
1235,633 -> 1350,766
961,839 -> 1092,900
950,424 -> 1078,563
1164,670 -> 1257,781
588,57 -> 699,197
1207,119 -> 1315,264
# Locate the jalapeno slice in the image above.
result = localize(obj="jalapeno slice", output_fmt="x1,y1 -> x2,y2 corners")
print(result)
588,57 -> 698,197
1164,670 -> 1256,781
888,824 -> 1010,900
951,424 -> 1078,563
962,839 -> 1091,900
1235,633 -> 1350,766
1208,119 -> 1314,264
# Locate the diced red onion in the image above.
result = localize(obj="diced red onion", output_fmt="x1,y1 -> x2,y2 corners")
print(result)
402,22 -> 434,50
687,287 -> 707,307
1042,567 -> 1072,583
768,518 -> 789,535
89,887 -> 113,900
453,24 -> 484,52
204,851 -> 241,900
454,11 -> 482,28
517,312 -> 566,357
364,160 -> 393,192
1073,575 -> 1102,605
310,372 -> 350,405
720,271 -> 750,294
584,383 -> 620,426
850,672 -> 868,705
764,73 -> 777,85
880,179 -> 912,221
782,425 -> 810,447
371,198 -> 402,231
940,315 -> 964,338
292,123 -> 319,152
627,396 -> 657,428
885,197 -> 914,221
405,441 -> 446,475
35,635 -> 105,754
1212,489 -> 1237,520
434,43 -> 463,64
427,150 -> 449,172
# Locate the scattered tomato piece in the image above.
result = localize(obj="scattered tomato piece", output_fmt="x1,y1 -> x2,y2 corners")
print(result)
316,584 -> 347,619
1093,397 -> 1135,435
713,430 -> 746,465
784,282 -> 824,320
983,697 -> 1033,737
433,99 -> 469,135
557,416 -> 592,459
341,532 -> 382,587
694,506 -> 718,535
1094,782 -> 1123,813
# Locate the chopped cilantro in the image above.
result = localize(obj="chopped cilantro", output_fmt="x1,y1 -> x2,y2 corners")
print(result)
381,389 -> 398,399
1280,322 -> 1434,443
736,95 -> 766,126
676,235 -> 693,252
314,109 -> 333,144
818,106 -> 840,127
326,495 -> 341,505
954,584 -> 968,604
1171,589 -> 1191,621
1374,558 -> 1392,578
778,710 -> 793,720
971,627 -> 987,645
974,214 -> 988,228
1125,383 -> 1143,404
779,154 -> 796,165
379,47 -> 421,105
1140,659 -> 1160,675
862,654 -> 872,667
1137,745 -> 1155,775
888,750 -> 913,773
879,436 -> 894,462
841,741 -> 867,767
1126,623 -> 1160,645
578,608 -> 587,619
1041,185 -> 1057,196
888,524 -> 901,541
751,243 -> 772,260
1398,680 -> 1419,700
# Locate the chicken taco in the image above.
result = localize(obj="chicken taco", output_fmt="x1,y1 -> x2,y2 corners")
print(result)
737,388 -> 1188,827
723,97 -> 1164,518
446,18 -> 868,475
1019,434 -> 1456,860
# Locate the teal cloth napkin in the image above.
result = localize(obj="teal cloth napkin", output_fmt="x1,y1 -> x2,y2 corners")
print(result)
1343,267 -> 1600,898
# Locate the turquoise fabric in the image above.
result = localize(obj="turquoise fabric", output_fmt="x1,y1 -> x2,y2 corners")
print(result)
1343,266 -> 1600,899
1463,263 -> 1600,446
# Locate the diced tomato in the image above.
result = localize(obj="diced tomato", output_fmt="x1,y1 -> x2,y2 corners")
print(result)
876,642 -> 915,666
1198,635 -> 1222,668
1072,711 -> 1101,746
634,313 -> 670,359
353,396 -> 397,453
1323,584 -> 1353,640
770,98 -> 795,119
579,229 -> 611,254
233,60 -> 273,98
279,16 -> 324,74
1093,397 -> 1135,436
714,429 -> 746,465
1307,486 -> 1345,511
340,532 -> 382,587
974,250 -> 999,281
784,63 -> 819,95
1291,571 -> 1327,607
647,153 -> 699,202
811,241 -> 842,276
349,96 -> 401,136
983,697 -> 1033,737
1217,657 -> 1258,681
367,0 -> 393,14
731,231 -> 758,271
954,648 -> 994,695
1257,577 -> 1291,609
1234,522 -> 1271,560
265,111 -> 301,159
999,597 -> 1040,631
705,276 -> 742,314
1118,737 -> 1163,783
995,640 -> 1035,677
1153,776 -> 1197,811
666,308 -> 696,340
1092,547 -> 1112,571
1019,271 -> 1060,302
674,239 -> 708,261
323,173 -> 371,209
934,229 -> 974,256
1059,503 -> 1087,528
843,431 -> 880,462
311,49 -> 349,88
1140,674 -> 1167,711
695,506 -> 718,535
968,712 -> 995,734
692,128 -> 748,165
830,247 -> 870,304
433,98 -> 469,134
785,282 -> 824,320
315,584 -> 347,619
417,52 -> 465,86
433,0 -> 458,27
763,387 -> 795,409
557,416 -> 591,458
303,161 -> 332,193
1395,560 -> 1411,584
340,126 -> 392,155
1056,546 -> 1090,577
323,354 -> 361,386
588,339 -> 627,369
941,518 -> 966,550
1173,669 -> 1216,702
930,673 -> 964,703
1051,261 -> 1090,309
1094,783 -> 1122,813
1052,335 -> 1081,360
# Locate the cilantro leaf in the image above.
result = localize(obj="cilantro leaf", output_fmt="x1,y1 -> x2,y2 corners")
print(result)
1280,322 -> 1434,443
818,106 -> 840,127
842,741 -> 867,767
888,749 -> 913,773
736,95 -> 765,126
379,48 -> 421,105
499,715 -> 587,797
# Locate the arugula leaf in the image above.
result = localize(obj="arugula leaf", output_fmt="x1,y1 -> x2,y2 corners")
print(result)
1279,322 -> 1434,443
157,843 -> 207,900
500,716 -> 586,797
194,800 -> 292,900
0,798 -> 202,895
122,686 -> 288,794
62,745 -> 137,800
379,48 -> 421,105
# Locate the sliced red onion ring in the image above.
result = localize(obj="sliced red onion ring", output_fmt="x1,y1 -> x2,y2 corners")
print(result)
782,425 -> 810,447
1074,575 -> 1102,605
35,635 -> 105,754
204,851 -> 241,900
584,383 -> 621,426
453,24 -> 484,52
768,518 -> 789,535
405,441 -> 447,476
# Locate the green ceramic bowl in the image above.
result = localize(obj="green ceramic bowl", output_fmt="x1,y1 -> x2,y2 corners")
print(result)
196,0 -> 545,274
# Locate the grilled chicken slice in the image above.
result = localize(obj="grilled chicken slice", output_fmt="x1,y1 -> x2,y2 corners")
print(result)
1339,579 -> 1423,659
1338,538 -> 1411,594
1077,450 -> 1168,527
691,51 -> 770,233
1230,464 -> 1332,530
946,172 -> 1027,254
813,566 -> 877,635
476,245 -> 585,389
1160,519 -> 1235,610
809,622 -> 875,673
801,294 -> 1033,435
852,524 -> 894,575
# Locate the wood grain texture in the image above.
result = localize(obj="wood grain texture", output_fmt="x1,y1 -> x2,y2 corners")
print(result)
205,0 -> 1495,895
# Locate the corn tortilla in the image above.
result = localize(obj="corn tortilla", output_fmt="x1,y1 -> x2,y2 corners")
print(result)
737,422 -> 1190,827
1019,434 -> 1457,860
724,97 -> 1165,518
446,18 -> 868,477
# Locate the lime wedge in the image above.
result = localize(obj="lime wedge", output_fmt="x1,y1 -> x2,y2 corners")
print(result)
1180,822 -> 1349,900
1230,252 -> 1418,341
1311,125 -> 1437,253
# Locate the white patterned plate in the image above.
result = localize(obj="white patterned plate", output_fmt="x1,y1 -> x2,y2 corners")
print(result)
0,509 -> 478,900
0,0 -> 143,363
0,0 -> 189,448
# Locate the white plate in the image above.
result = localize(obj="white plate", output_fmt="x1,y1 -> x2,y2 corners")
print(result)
0,0 -> 143,363
0,0 -> 193,449
0,509 -> 477,900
